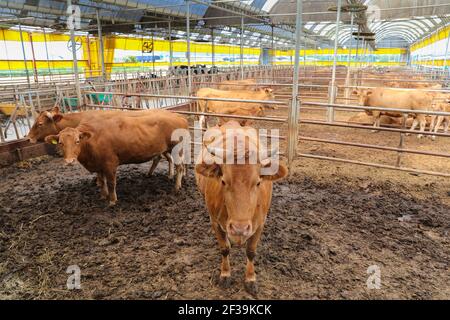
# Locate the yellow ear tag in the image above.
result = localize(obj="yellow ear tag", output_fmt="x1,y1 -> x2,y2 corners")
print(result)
51,139 -> 58,145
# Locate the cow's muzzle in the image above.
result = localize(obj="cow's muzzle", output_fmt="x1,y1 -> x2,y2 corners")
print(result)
64,158 -> 77,166
27,136 -> 37,144
227,221 -> 252,237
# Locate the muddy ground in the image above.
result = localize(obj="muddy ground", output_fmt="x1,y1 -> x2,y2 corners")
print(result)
0,150 -> 449,299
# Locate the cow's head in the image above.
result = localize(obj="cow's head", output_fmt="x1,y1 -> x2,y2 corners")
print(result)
196,129 -> 288,245
352,88 -> 373,106
258,87 -> 275,100
27,106 -> 63,143
44,127 -> 91,165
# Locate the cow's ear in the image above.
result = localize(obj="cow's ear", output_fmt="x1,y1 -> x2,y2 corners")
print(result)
53,114 -> 63,123
52,106 -> 60,114
352,89 -> 359,95
79,131 -> 92,140
261,160 -> 288,182
366,90 -> 373,96
44,135 -> 59,145
196,163 -> 222,178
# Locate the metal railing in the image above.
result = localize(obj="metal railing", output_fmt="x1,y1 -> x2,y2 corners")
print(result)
2,65 -> 450,178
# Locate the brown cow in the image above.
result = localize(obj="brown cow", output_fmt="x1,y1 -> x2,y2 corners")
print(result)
27,107 -> 174,177
195,121 -> 288,295
45,110 -> 188,206
218,79 -> 258,91
353,88 -> 440,138
196,87 -> 275,128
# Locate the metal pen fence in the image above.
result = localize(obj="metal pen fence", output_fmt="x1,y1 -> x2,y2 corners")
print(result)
1,65 -> 450,178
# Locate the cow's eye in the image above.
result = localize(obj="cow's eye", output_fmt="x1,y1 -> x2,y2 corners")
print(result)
256,181 -> 261,187
221,180 -> 226,186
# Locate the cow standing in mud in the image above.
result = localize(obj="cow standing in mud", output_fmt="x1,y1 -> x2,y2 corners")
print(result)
27,107 -> 174,177
353,88 -> 449,138
44,110 -> 188,206
195,121 -> 288,295
196,87 -> 276,127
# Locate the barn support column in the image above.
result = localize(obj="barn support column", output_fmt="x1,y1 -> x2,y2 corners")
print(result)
443,28 -> 450,75
354,25 -> 360,85
152,31 -> 156,74
67,0 -> 82,107
169,20 -> 173,69
96,8 -> 106,81
345,13 -> 354,101
287,0 -> 302,169
271,25 -> 274,81
240,16 -> 244,80
327,0 -> 342,123
42,28 -> 52,80
28,32 -> 39,84
186,0 -> 192,95
18,22 -> 31,89
303,37 -> 307,73
211,28 -> 215,66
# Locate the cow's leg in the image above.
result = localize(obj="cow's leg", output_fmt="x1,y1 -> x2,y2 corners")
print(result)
211,222 -> 231,287
244,226 -> 263,296
444,117 -> 450,133
432,116 -> 444,140
174,148 -> 184,190
174,163 -> 184,191
429,115 -> 437,136
148,155 -> 161,176
104,167 -> 118,206
371,111 -> 381,133
417,114 -> 426,139
98,173 -> 109,200
163,151 -> 174,179
96,174 -> 102,187
409,117 -> 419,136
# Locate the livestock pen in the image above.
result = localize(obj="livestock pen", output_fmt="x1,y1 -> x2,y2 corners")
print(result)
1,0 -> 450,301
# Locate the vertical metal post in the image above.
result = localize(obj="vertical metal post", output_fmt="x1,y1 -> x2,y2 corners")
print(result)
67,0 -> 82,106
2,29 -> 13,80
355,25 -> 360,63
152,31 -> 156,74
271,25 -> 275,81
345,13 -> 354,101
28,32 -> 39,84
443,27 -> 450,73
18,22 -> 31,89
287,0 -> 302,168
354,26 -> 361,85
303,37 -> 307,73
169,20 -> 173,69
96,8 -> 106,80
327,0 -> 342,122
211,28 -> 215,66
86,34 -> 93,78
186,0 -> 192,95
43,28 -> 53,82
240,16 -> 244,80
